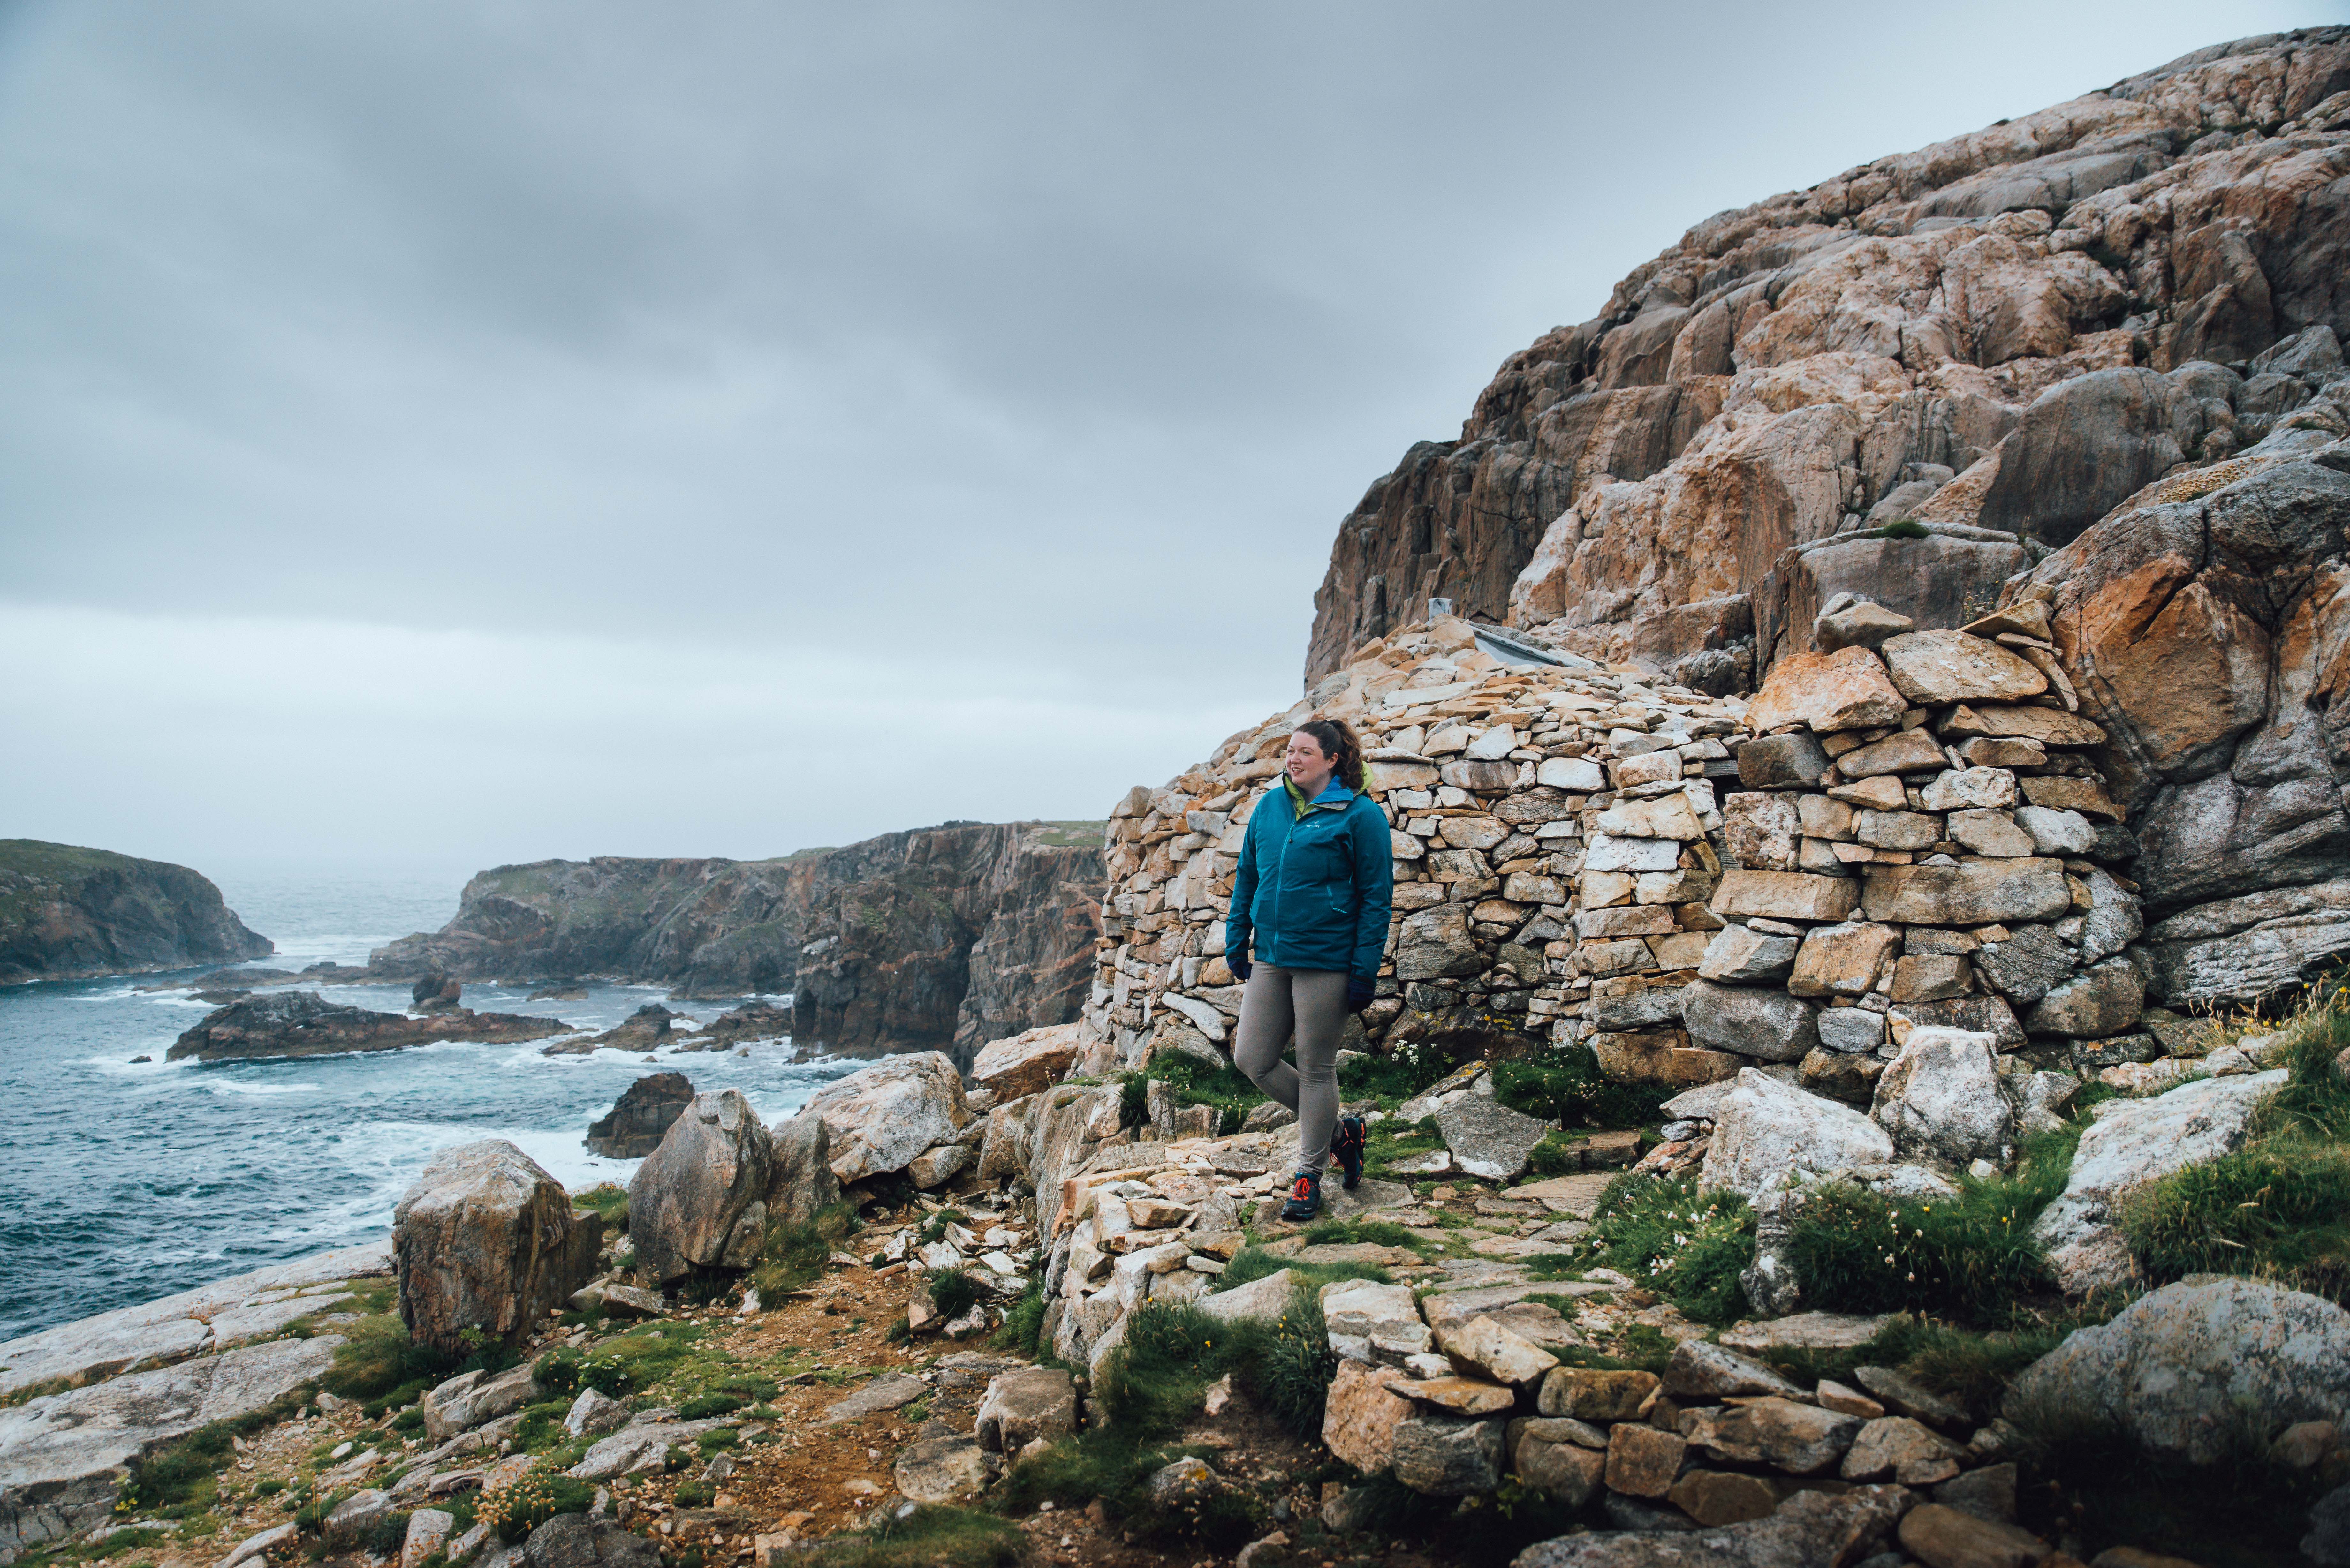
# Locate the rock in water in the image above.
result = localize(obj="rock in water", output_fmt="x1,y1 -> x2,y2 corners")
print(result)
168,990 -> 569,1061
412,972 -> 461,1013
2011,1278 -> 2350,1465
393,1140 -> 599,1354
628,1090 -> 775,1283
584,1073 -> 695,1158
0,838 -> 274,985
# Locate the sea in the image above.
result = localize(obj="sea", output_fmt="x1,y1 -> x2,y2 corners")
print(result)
0,863 -> 867,1345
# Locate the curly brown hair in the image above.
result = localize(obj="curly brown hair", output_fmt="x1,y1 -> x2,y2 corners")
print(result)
1293,718 -> 1368,791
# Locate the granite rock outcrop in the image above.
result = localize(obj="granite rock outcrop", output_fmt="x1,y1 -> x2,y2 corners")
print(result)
1308,29 -> 2350,694
0,839 -> 272,986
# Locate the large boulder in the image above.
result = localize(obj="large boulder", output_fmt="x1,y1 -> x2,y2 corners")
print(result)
973,1367 -> 1077,1453
627,1090 -> 774,1284
1869,1026 -> 2013,1169
801,1052 -> 971,1184
1433,1096 -> 1555,1181
969,1023 -> 1082,1100
583,1073 -> 694,1158
2030,1068 -> 2289,1294
1699,1070 -> 1895,1200
766,1108 -> 841,1225
393,1140 -> 599,1354
2010,1278 -> 2350,1465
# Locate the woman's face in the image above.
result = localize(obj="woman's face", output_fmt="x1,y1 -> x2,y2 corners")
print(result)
1285,731 -> 1336,793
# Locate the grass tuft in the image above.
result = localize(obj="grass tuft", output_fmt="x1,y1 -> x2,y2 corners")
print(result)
1562,1172 -> 1755,1324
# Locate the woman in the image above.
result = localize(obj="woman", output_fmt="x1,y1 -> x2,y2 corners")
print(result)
1226,717 -> 1394,1221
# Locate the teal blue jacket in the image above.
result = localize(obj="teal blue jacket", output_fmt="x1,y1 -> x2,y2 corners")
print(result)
1226,778 -> 1394,980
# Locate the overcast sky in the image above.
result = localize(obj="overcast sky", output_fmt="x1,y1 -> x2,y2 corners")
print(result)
0,2 -> 2324,877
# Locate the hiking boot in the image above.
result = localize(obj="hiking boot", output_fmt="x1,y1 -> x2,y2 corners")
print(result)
1280,1170 -> 1323,1222
1333,1115 -> 1367,1190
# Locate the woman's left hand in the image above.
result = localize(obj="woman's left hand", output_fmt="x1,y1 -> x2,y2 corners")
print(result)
1347,975 -> 1375,1013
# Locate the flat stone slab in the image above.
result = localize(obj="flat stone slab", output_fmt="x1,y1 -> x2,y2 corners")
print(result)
1719,1314 -> 1893,1354
817,1373 -> 929,1426
1505,1173 -> 1615,1218
0,1335 -> 345,1560
0,1241 -> 391,1398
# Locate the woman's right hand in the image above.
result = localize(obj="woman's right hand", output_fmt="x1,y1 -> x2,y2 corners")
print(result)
1229,949 -> 1252,982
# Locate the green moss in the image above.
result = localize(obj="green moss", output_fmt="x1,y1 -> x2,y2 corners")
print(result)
1212,1244 -> 1389,1293
572,1183 -> 629,1230
1862,518 -> 1931,538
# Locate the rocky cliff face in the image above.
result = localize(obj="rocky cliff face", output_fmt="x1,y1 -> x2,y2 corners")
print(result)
0,839 -> 273,985
370,822 -> 1104,1066
1306,28 -> 2350,692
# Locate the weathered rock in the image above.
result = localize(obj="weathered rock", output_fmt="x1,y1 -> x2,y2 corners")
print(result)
564,1388 -> 628,1440
1737,732 -> 1834,791
393,1140 -> 597,1355
1934,1461 -> 2018,1524
1871,1026 -> 2013,1169
801,1052 -> 970,1184
1402,1376 -> 1516,1416
1663,1339 -> 1808,1401
1719,1313 -> 1893,1355
1839,1416 -> 1967,1484
627,1090 -> 773,1284
170,990 -> 569,1061
1323,1358 -> 1414,1472
1698,925 -> 1801,984
817,1372 -> 928,1426
2025,958 -> 2144,1038
766,1109 -> 841,1226
1395,904 -> 1487,981
1512,1423 -> 1608,1506
1878,631 -> 2048,706
973,1367 -> 1075,1453
1601,1422 -> 1687,1498
1851,1364 -> 1967,1428
1896,1504 -> 2050,1568
1437,1315 -> 1558,1391
1701,1069 -> 1895,1199
1680,1398 -> 1863,1475
2030,1069 -> 2288,1293
1816,1006 -> 1887,1053
969,1023 -> 1082,1100
421,1365 -> 538,1444
1666,1469 -> 1783,1527
1393,1412 -> 1506,1497
1723,794 -> 1801,871
1837,728 -> 1952,779
0,839 -> 274,985
1946,809 -> 2040,860
1434,1095 -> 1555,1181
2014,805 -> 2097,856
1862,859 -> 2070,925
1971,925 -> 2073,1004
1681,980 -> 1819,1062
566,1418 -> 722,1480
1711,870 -> 1860,923
402,1509 -> 454,1568
517,1513 -> 659,1568
1745,648 -> 1910,735
1922,768 -> 2020,813
1198,1269 -> 1302,1326
894,1435 -> 994,1504
1509,1488 -> 1911,1568
1788,923 -> 1901,999
2012,1278 -> 2350,1466
584,1074 -> 694,1158
1815,600 -> 1915,653
0,1335 -> 344,1562
1321,1280 -> 1431,1364
1538,1367 -> 1659,1421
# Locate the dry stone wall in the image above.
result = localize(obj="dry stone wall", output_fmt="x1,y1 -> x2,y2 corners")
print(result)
1078,614 -> 1757,1081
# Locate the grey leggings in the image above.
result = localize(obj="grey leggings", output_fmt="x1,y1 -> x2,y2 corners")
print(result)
1232,965 -> 1349,1177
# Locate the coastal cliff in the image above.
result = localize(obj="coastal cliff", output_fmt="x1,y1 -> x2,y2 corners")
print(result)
368,821 -> 1104,1065
1307,27 -> 2350,693
0,839 -> 272,985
